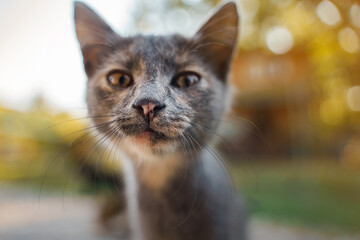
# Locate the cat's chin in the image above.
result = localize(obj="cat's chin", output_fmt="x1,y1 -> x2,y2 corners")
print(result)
132,133 -> 174,149
121,133 -> 179,160
129,128 -> 171,144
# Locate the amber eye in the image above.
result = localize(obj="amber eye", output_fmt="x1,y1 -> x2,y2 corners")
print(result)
107,71 -> 133,89
172,72 -> 200,88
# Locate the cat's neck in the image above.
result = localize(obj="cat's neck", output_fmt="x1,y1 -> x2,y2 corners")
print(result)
123,148 -> 196,191
122,150 -> 208,240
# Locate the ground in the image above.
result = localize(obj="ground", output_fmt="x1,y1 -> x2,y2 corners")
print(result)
0,187 -> 358,240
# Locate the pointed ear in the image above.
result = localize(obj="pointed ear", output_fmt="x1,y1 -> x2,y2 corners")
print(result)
192,2 -> 239,81
74,1 -> 117,76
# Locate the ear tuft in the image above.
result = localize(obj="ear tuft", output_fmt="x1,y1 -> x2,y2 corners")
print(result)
192,2 -> 239,81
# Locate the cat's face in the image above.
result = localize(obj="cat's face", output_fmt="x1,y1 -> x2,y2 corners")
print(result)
74,2 -> 238,159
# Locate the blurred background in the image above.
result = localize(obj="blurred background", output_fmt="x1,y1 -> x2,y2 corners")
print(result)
0,0 -> 360,239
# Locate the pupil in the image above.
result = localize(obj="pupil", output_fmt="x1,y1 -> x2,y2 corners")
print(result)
185,77 -> 192,87
119,76 -> 125,85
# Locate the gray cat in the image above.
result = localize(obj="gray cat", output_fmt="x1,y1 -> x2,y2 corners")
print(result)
74,1 -> 247,239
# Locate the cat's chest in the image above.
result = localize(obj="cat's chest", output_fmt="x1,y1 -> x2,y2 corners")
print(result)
137,175 -> 215,240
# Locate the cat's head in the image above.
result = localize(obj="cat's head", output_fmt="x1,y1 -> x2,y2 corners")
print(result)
74,1 -> 239,160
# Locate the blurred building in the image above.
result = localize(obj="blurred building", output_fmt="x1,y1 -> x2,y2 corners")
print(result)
226,50 -> 313,157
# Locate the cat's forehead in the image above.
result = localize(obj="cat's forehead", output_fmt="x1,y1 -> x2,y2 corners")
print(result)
110,35 -> 192,76
128,35 -> 188,55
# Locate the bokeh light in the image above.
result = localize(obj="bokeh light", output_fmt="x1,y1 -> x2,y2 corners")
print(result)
350,4 -> 360,28
266,26 -> 293,54
347,86 -> 360,111
316,0 -> 341,26
338,27 -> 360,53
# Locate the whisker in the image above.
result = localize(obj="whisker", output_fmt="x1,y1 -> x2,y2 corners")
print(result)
38,124 -> 113,201
190,113 -> 262,135
37,114 -> 116,135
188,113 -> 270,147
187,129 -> 234,203
111,130 -> 125,196
91,126 -> 120,192
62,120 -> 117,144
183,131 -> 206,221
61,126 -> 119,206
103,127 -> 123,196
186,121 -> 235,151
173,131 -> 204,229
170,134 -> 191,199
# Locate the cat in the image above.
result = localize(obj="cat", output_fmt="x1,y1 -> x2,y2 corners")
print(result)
74,1 -> 247,240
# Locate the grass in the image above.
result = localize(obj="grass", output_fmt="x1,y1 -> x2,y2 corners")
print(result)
231,160 -> 360,233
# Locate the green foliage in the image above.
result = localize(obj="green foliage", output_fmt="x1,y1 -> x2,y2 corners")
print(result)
232,161 -> 360,233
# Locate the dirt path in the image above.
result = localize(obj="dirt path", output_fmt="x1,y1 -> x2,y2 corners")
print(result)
0,189 -> 358,240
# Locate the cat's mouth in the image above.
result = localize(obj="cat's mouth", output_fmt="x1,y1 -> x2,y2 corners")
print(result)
134,127 -> 169,142
144,127 -> 154,134
113,117 -> 187,145
136,127 -> 154,138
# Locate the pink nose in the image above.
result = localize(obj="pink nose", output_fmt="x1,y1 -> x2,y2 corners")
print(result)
133,99 -> 165,122
142,103 -> 156,121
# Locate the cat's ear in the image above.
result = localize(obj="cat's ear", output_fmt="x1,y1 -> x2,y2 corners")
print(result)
74,1 -> 117,76
192,2 -> 239,80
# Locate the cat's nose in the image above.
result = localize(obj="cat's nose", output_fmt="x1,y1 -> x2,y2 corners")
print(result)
133,98 -> 165,122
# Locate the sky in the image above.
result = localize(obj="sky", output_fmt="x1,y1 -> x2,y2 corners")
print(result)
0,0 -> 134,113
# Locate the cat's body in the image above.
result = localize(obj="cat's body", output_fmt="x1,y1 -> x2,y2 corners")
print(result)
74,2 -> 247,239
125,150 -> 247,240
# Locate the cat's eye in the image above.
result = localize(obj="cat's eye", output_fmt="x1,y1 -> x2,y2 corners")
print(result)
107,70 -> 133,89
172,72 -> 201,88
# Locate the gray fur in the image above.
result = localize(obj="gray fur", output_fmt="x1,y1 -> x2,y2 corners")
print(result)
74,1 -> 247,239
